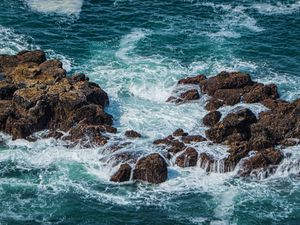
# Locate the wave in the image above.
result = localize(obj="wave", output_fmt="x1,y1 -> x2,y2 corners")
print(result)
252,1 -> 300,15
24,0 -> 84,18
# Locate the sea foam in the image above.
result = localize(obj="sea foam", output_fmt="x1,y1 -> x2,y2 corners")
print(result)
25,0 -> 84,17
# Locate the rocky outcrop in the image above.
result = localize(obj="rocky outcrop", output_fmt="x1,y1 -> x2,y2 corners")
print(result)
175,147 -> 198,167
133,153 -> 168,184
0,50 -> 114,146
168,71 -> 300,178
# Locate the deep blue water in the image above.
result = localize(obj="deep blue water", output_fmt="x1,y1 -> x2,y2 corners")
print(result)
0,1 -> 300,224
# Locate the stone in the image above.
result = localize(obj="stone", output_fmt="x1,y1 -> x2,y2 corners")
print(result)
203,110 -> 221,127
175,147 -> 198,167
110,163 -> 132,182
133,153 -> 168,184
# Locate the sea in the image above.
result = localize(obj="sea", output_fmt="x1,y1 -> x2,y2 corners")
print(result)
0,0 -> 300,224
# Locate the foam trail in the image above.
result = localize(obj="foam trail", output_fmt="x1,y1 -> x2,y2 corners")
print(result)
25,0 -> 84,17
252,1 -> 300,15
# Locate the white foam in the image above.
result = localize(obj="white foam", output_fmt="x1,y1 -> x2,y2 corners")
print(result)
252,1 -> 300,15
25,0 -> 84,17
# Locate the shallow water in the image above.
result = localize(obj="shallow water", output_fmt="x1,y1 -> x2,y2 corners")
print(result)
0,0 -> 300,224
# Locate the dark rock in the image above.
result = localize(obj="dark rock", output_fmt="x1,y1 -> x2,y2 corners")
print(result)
0,81 -> 17,100
172,128 -> 188,137
243,83 -> 279,103
200,71 -> 253,96
17,50 -> 46,65
125,130 -> 142,138
110,163 -> 132,182
203,111 -> 221,127
237,148 -> 283,177
175,147 -> 198,167
213,88 -> 242,105
178,74 -> 206,85
167,89 -> 200,104
199,153 -> 216,172
206,108 -> 257,143
181,135 -> 206,144
204,98 -> 224,111
133,153 -> 168,184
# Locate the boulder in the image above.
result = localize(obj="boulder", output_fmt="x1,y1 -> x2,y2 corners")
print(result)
110,163 -> 132,182
204,98 -> 224,111
181,135 -> 206,144
133,153 -> 168,183
175,147 -> 198,167
172,128 -> 188,137
125,130 -> 142,138
178,74 -> 206,85
243,83 -> 278,103
199,153 -> 216,172
203,110 -> 221,127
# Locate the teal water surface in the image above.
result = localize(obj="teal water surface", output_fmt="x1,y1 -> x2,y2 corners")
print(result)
0,1 -> 300,224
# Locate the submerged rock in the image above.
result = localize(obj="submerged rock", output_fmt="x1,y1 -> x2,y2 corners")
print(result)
133,153 -> 168,184
125,130 -> 142,138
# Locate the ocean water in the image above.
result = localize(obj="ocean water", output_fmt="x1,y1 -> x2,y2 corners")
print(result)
0,0 -> 300,224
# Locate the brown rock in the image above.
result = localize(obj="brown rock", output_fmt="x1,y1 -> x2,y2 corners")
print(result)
172,128 -> 188,137
167,89 -> 200,104
125,130 -> 142,138
213,88 -> 242,105
181,135 -> 206,144
133,153 -> 168,183
243,83 -> 279,103
238,148 -> 283,177
203,110 -> 221,127
199,153 -> 216,172
110,163 -> 132,182
200,71 -> 253,96
175,147 -> 198,167
178,74 -> 206,85
205,98 -> 224,111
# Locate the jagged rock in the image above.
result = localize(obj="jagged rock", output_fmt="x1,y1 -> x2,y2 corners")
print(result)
203,110 -> 221,127
110,163 -> 132,182
243,83 -> 278,103
178,74 -> 206,85
181,135 -> 206,144
0,50 -> 113,144
200,71 -> 253,96
133,153 -> 168,184
172,128 -> 188,137
167,89 -> 200,104
125,130 -> 142,138
237,148 -> 283,177
205,98 -> 224,111
199,153 -> 216,172
206,108 -> 257,144
175,147 -> 198,167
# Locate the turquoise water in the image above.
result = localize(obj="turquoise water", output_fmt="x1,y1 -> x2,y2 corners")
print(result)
0,0 -> 300,224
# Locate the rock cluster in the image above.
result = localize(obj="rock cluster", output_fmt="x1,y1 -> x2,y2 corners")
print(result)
1,51 -> 299,183
167,71 -> 300,178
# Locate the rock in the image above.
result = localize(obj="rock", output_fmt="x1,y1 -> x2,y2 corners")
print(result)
213,88 -> 242,105
199,153 -> 216,172
167,89 -> 200,104
17,50 -> 46,64
172,128 -> 188,137
133,153 -> 168,184
175,147 -> 198,167
204,98 -> 224,111
237,148 -> 283,177
243,83 -> 279,103
203,110 -> 221,127
125,130 -> 142,138
200,71 -> 253,96
181,135 -> 206,144
206,108 -> 257,143
0,50 -> 113,145
178,74 -> 206,85
110,163 -> 132,182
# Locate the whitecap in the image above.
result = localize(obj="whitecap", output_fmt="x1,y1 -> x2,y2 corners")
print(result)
24,0 -> 84,17
252,1 -> 300,15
